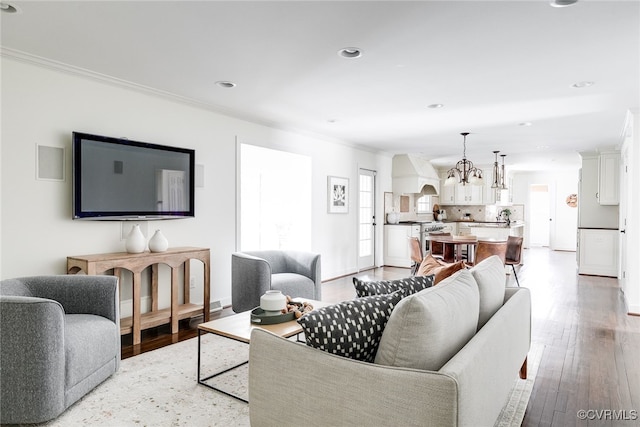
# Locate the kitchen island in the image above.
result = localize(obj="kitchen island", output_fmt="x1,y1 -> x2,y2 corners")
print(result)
453,221 -> 525,240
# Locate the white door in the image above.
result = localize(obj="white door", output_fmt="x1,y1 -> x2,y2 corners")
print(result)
529,184 -> 550,247
358,169 -> 376,271
619,141 -> 630,294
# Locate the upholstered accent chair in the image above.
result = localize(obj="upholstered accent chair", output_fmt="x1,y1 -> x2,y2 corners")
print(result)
231,250 -> 321,313
0,275 -> 120,424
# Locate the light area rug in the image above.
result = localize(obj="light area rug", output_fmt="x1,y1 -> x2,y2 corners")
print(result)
34,335 -> 543,427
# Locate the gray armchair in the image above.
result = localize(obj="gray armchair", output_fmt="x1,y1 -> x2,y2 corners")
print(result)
0,275 -> 120,424
231,250 -> 321,313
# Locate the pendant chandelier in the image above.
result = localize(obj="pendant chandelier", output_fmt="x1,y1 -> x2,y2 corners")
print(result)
444,132 -> 483,186
490,151 -> 508,189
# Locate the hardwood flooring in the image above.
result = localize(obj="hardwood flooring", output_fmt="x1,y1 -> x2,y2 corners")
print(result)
121,247 -> 640,426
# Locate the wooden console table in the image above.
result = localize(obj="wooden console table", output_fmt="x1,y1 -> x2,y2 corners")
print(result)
67,247 -> 210,345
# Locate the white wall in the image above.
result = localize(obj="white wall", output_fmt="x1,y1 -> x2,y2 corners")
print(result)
0,57 -> 392,308
511,169 -> 579,252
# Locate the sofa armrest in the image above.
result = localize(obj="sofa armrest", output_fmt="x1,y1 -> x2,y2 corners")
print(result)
439,287 -> 531,427
0,296 -> 66,421
19,275 -> 119,323
249,329 -> 458,427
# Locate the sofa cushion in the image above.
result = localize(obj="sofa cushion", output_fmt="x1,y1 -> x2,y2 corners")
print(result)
352,275 -> 434,298
374,269 -> 480,371
297,291 -> 404,362
416,253 -> 466,284
470,255 -> 507,330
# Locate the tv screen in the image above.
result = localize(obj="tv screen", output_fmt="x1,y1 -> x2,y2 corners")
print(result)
72,132 -> 195,220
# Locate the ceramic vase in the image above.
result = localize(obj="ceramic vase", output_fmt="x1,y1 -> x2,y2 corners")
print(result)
125,224 -> 146,253
149,229 -> 169,252
387,212 -> 400,224
260,290 -> 287,312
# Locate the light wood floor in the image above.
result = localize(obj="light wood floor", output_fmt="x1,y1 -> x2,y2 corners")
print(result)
122,247 -> 640,426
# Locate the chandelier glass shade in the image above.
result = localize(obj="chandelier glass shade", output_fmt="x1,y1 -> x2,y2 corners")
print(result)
444,132 -> 484,186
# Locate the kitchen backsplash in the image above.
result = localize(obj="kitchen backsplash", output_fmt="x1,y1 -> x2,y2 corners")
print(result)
384,191 -> 524,223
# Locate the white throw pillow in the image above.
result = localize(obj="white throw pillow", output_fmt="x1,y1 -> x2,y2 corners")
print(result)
374,269 -> 480,371
470,255 -> 507,330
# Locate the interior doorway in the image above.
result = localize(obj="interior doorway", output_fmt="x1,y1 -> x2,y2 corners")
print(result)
358,169 -> 376,271
529,184 -> 550,247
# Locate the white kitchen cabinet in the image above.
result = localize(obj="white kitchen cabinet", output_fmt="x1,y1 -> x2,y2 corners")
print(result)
454,183 -> 483,205
384,224 -> 420,268
578,229 -> 619,277
439,179 -> 456,205
598,151 -> 620,205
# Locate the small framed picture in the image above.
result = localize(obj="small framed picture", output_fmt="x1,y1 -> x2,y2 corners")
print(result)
328,176 -> 349,214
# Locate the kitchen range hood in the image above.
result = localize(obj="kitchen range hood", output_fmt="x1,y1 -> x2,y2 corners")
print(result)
392,154 -> 440,196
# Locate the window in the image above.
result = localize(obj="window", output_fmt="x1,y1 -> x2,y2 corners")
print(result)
416,195 -> 431,214
239,144 -> 311,251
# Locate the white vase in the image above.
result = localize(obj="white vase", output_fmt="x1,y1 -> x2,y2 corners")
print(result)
260,290 -> 287,312
149,229 -> 169,252
125,224 -> 146,253
387,212 -> 400,224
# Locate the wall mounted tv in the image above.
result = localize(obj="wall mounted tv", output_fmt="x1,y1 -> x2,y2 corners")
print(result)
72,132 -> 195,220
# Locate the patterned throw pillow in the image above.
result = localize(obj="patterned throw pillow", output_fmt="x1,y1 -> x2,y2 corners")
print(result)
352,275 -> 434,298
297,291 -> 404,362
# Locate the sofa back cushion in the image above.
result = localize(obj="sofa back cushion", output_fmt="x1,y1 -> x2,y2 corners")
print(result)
374,269 -> 480,371
469,255 -> 507,330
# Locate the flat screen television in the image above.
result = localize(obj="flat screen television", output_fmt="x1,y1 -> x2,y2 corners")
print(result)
72,132 -> 195,220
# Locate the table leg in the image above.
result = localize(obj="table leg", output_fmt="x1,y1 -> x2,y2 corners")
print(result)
197,329 -> 249,404
132,271 -> 142,346
171,266 -> 179,335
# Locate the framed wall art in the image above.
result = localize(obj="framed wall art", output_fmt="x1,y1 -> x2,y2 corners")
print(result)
327,176 -> 349,213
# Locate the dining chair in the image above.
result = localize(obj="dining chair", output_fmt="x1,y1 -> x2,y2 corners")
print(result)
505,236 -> 524,286
474,240 -> 508,266
408,237 -> 423,276
429,232 -> 452,261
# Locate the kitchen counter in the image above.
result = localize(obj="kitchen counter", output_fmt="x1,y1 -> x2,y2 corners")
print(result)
444,220 -> 524,229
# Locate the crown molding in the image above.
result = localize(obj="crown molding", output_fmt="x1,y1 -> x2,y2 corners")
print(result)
1,47 -> 373,153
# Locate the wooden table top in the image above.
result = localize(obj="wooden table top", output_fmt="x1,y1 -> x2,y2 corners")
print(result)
198,299 -> 327,343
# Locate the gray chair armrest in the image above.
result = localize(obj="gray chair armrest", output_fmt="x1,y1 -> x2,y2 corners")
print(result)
283,251 -> 321,300
0,296 -> 66,421
19,275 -> 119,323
232,253 -> 272,312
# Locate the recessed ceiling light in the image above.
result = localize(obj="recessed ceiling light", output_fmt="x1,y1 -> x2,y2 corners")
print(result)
427,104 -> 444,109
338,47 -> 362,59
0,2 -> 20,13
571,81 -> 594,88
519,122 -> 533,127
215,81 -> 236,88
550,0 -> 578,7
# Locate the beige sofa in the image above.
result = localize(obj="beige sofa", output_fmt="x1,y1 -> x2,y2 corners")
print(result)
248,256 -> 531,427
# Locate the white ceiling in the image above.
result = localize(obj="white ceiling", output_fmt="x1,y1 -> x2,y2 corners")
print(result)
2,1 -> 639,171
